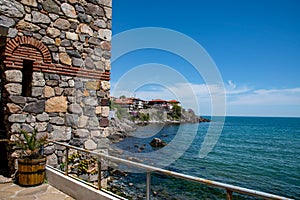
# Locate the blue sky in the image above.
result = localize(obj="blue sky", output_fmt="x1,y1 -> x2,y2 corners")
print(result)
111,0 -> 300,117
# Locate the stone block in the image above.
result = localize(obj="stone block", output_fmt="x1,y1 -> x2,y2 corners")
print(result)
44,86 -> 55,98
32,72 -> 45,86
61,3 -> 77,18
65,114 -> 78,127
5,83 -> 22,95
75,129 -> 89,138
85,81 -> 101,90
37,113 -> 49,122
35,122 -> 48,132
101,106 -> 109,117
84,139 -> 97,150
8,114 -> 27,123
50,116 -> 65,125
23,101 -> 45,114
68,104 -> 83,114
7,103 -> 22,113
5,70 -> 22,83
101,81 -> 110,91
78,115 -> 88,128
45,96 -> 67,113
88,116 -> 99,127
32,87 -> 43,97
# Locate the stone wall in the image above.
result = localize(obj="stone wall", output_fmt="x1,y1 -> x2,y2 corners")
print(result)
0,0 -> 112,176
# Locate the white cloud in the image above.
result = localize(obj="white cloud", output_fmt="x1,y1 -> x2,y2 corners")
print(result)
111,79 -> 300,116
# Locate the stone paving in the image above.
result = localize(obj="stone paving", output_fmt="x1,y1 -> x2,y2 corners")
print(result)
0,182 -> 75,200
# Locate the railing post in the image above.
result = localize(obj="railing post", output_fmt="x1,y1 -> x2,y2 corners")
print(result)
98,159 -> 102,190
65,147 -> 69,176
146,171 -> 151,200
226,189 -> 233,200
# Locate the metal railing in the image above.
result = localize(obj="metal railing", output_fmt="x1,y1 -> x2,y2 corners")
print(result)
49,141 -> 294,200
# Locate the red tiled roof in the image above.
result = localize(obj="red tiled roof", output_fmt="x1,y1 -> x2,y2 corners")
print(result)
149,99 -> 167,103
169,100 -> 180,103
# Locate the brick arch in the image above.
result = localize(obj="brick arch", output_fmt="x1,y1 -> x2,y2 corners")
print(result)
5,36 -> 52,63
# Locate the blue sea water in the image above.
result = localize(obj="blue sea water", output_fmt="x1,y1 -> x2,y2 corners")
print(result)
113,117 -> 300,199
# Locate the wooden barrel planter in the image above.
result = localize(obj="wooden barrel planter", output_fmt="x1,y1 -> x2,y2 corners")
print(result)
18,157 -> 46,186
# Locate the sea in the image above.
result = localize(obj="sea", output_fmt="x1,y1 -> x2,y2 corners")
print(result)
112,116 -> 300,199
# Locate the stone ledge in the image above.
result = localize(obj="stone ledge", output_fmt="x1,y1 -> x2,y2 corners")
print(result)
46,166 -> 125,200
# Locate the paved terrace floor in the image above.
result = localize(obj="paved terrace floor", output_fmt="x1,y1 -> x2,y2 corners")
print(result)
0,182 -> 74,200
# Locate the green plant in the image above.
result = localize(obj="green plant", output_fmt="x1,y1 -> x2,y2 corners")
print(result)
14,129 -> 48,159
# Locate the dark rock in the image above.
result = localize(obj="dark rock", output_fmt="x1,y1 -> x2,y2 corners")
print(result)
150,138 -> 167,148
9,96 -> 26,105
84,57 -> 95,69
101,98 -> 109,106
68,104 -> 83,114
77,13 -> 88,23
48,45 -> 58,52
69,138 -> 83,147
65,113 -> 78,127
72,57 -> 83,67
99,118 -> 109,127
49,74 -> 60,80
42,0 -> 60,14
23,101 -> 45,114
85,3 -> 105,17
66,50 -> 81,58
84,106 -> 95,117
75,5 -> 85,13
60,39 -> 71,47
88,37 -> 100,45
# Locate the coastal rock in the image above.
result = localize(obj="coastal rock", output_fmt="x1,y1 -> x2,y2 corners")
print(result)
150,138 -> 167,148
